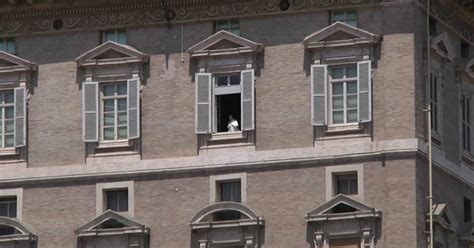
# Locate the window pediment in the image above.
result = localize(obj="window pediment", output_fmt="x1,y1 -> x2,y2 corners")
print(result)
303,21 -> 380,50
306,194 -> 381,222
75,41 -> 149,67
464,58 -> 474,79
0,51 -> 36,75
0,217 -> 37,243
431,32 -> 455,61
75,210 -> 149,237
190,202 -> 264,229
188,30 -> 263,58
428,203 -> 458,232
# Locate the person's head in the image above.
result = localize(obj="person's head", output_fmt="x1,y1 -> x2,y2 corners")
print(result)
229,115 -> 235,121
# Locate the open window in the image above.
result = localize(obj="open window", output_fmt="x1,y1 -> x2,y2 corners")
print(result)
0,217 -> 37,247
303,22 -> 380,140
190,202 -> 264,248
188,30 -> 262,148
75,41 -> 148,159
306,195 -> 381,248
75,210 -> 150,248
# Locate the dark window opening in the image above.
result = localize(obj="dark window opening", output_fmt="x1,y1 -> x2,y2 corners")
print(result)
464,197 -> 472,222
216,94 -> 241,133
461,41 -> 470,59
97,219 -> 126,229
0,197 -> 17,218
214,210 -> 242,221
106,189 -> 128,212
0,225 -> 17,236
335,174 -> 358,195
219,181 -> 241,203
429,17 -> 437,36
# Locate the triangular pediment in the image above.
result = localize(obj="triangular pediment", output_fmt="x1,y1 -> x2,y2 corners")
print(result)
431,32 -> 455,61
465,58 -> 474,78
0,51 -> 36,73
75,210 -> 149,237
75,41 -> 148,67
188,30 -> 263,57
308,195 -> 376,217
303,22 -> 380,49
429,203 -> 458,231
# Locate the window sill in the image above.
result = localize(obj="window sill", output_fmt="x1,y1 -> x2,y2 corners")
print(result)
327,123 -> 360,133
0,148 -> 18,156
199,131 -> 255,148
461,153 -> 474,168
209,131 -> 244,141
96,140 -> 131,149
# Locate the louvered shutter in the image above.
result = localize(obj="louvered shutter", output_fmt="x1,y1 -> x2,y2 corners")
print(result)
311,64 -> 327,126
195,73 -> 212,134
127,78 -> 140,139
82,81 -> 99,142
358,61 -> 372,123
14,87 -> 26,147
241,69 -> 255,131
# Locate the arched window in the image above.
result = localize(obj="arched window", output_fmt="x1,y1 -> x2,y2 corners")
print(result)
0,216 -> 37,247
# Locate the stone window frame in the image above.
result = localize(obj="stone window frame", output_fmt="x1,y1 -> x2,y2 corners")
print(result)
0,188 -> 22,220
96,181 -> 134,217
325,164 -> 364,201
210,173 -> 247,204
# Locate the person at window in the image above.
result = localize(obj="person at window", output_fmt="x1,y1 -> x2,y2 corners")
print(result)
227,115 -> 239,132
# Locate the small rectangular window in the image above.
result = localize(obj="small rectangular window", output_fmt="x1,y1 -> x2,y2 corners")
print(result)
429,74 -> 439,133
0,37 -> 16,55
462,95 -> 471,154
215,20 -> 240,35
0,197 -> 17,218
329,65 -> 358,125
429,17 -> 437,36
464,197 -> 472,223
331,10 -> 357,27
106,189 -> 128,212
100,82 -> 128,142
335,173 -> 358,195
461,41 -> 470,59
102,29 -> 127,44
218,181 -> 241,203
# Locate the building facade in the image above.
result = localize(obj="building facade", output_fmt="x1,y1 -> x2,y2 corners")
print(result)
0,0 -> 473,247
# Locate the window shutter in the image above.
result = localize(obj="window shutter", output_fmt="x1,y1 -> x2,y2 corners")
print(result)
358,61 -> 372,123
195,73 -> 212,134
14,87 -> 26,147
241,69 -> 255,131
127,78 -> 140,139
311,64 -> 327,126
82,81 -> 99,142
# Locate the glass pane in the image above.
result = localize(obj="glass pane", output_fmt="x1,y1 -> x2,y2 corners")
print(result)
232,182 -> 241,203
4,92 -> 13,104
5,107 -> 13,119
331,68 -> 344,79
347,110 -> 358,123
346,20 -> 358,27
332,83 -> 343,95
5,135 -> 14,147
332,96 -> 344,109
118,126 -> 127,140
346,66 -> 357,78
103,127 -> 114,140
118,112 -> 127,125
9,203 -> 16,218
104,113 -> 115,126
117,83 -> 127,96
5,120 -> 13,133
347,95 -> 358,108
103,85 -> 115,96
346,11 -> 357,19
104,99 -> 115,112
0,93 -> 3,104
6,38 -> 16,55
220,183 -> 233,202
216,76 -> 228,86
349,178 -> 358,195
0,203 -> 7,217
216,20 -> 230,30
347,82 -> 358,94
118,99 -> 127,111
104,30 -> 116,42
118,191 -> 128,212
333,11 -> 345,21
333,111 -> 344,124
336,179 -> 349,195
230,75 -> 240,85
106,191 -> 119,211
117,30 -> 127,44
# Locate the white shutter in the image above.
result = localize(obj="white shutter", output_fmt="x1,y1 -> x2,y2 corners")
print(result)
195,73 -> 212,134
82,81 -> 99,142
241,69 -> 255,131
14,87 -> 26,147
127,78 -> 140,139
311,64 -> 327,126
358,61 -> 372,123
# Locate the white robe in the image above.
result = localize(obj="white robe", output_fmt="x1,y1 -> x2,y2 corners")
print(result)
227,120 -> 240,132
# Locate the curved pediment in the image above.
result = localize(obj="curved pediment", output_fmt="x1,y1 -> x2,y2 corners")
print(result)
306,194 -> 381,222
75,210 -> 149,237
190,202 -> 264,229
187,30 -> 263,57
75,41 -> 149,67
0,217 -> 37,242
431,32 -> 455,61
0,51 -> 36,74
303,21 -> 380,49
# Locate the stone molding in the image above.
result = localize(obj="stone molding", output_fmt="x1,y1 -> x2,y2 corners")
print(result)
0,216 -> 37,243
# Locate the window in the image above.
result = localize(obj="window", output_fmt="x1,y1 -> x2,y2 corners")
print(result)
218,181 -> 241,203
102,29 -> 127,44
329,66 -> 358,125
214,74 -> 241,133
329,238 -> 360,248
100,82 -> 128,142
0,197 -> 16,218
215,20 -> 240,35
429,17 -> 437,36
335,173 -> 358,195
429,73 -> 440,134
0,37 -> 16,54
0,91 -> 15,148
331,10 -> 357,27
464,197 -> 472,223
462,94 -> 471,154
461,41 -> 470,59
105,189 -> 128,212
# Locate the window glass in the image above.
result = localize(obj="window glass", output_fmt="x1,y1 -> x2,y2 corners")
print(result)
219,181 -> 241,203
462,95 -> 471,153
0,197 -> 17,218
102,29 -> 127,44
330,66 -> 358,125
464,197 -> 472,222
215,20 -> 240,36
0,91 -> 15,148
429,74 -> 439,133
101,83 -> 128,141
0,37 -> 16,55
335,174 -> 358,195
106,189 -> 128,212
331,10 -> 357,27
461,41 -> 469,59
